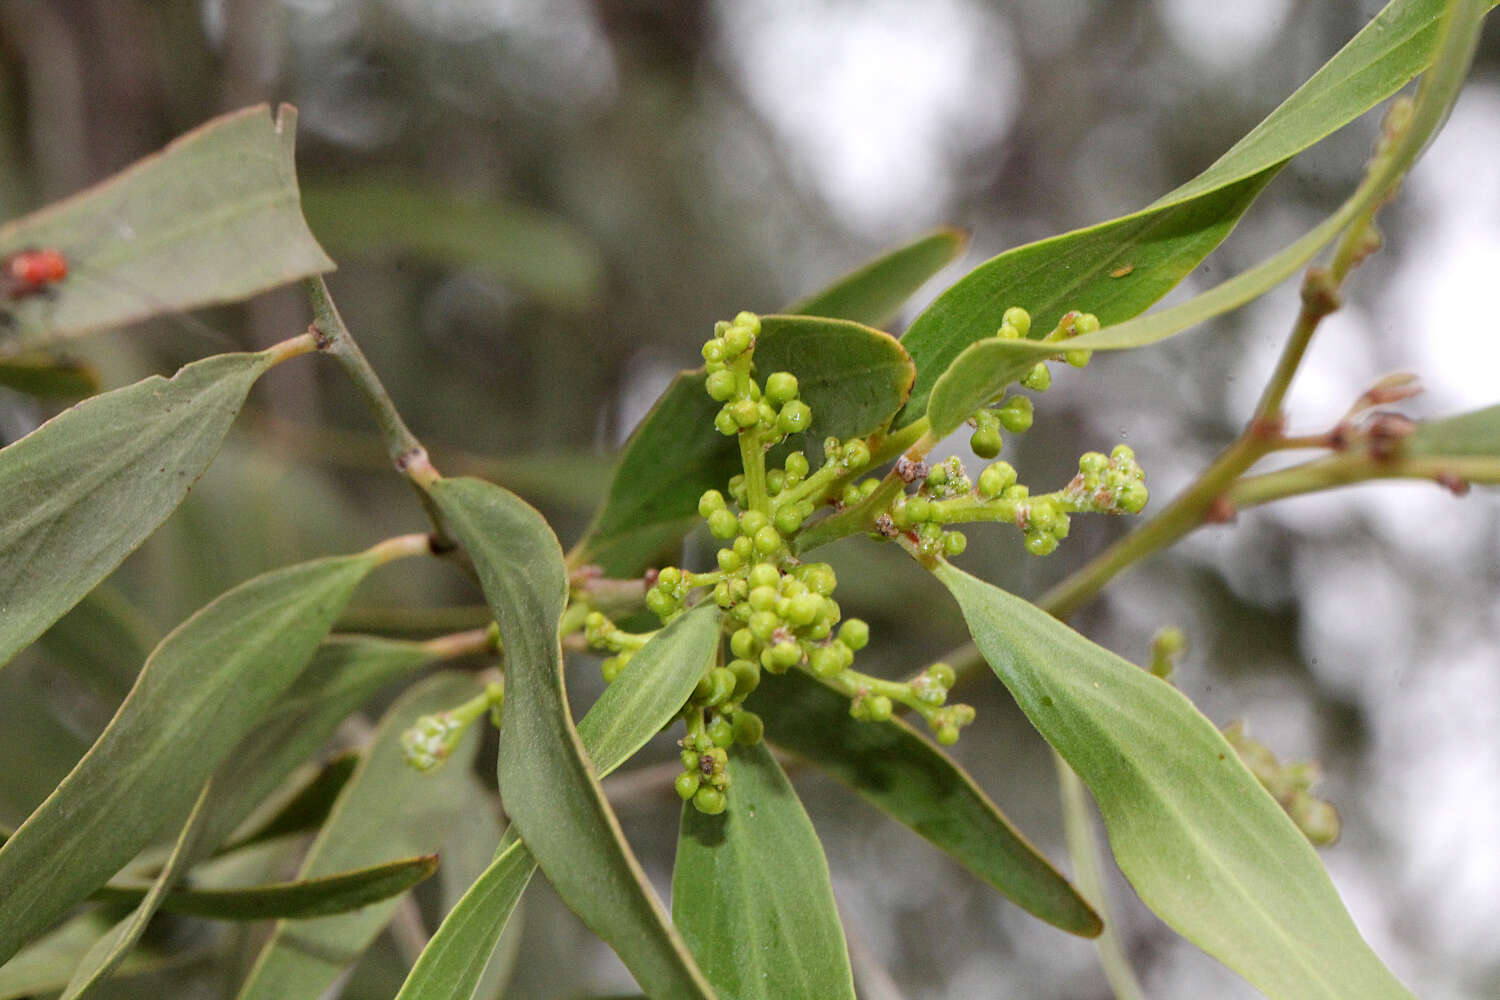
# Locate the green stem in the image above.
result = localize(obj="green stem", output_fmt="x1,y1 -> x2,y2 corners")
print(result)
739,426 -> 771,515
793,429 -> 938,554
1059,754 -> 1146,1000
1229,453 -> 1500,507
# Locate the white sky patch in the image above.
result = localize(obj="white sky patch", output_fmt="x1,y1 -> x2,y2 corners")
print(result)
713,0 -> 1020,235
1157,0 -> 1295,74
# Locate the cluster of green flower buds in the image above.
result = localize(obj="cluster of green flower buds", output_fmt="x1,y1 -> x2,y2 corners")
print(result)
1222,722 -> 1341,846
992,306 -> 1101,398
584,610 -> 657,682
400,681 -> 505,773
703,311 -> 813,444
674,687 -> 766,816
1060,444 -> 1149,517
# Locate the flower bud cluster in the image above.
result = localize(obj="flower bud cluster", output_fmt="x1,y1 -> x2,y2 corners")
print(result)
703,312 -> 813,443
992,307 -> 1100,396
400,681 -> 505,773
1223,722 -> 1341,846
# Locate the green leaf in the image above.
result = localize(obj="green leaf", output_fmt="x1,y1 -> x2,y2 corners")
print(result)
0,353 -> 99,399
198,635 -> 439,852
428,477 -> 715,999
748,670 -> 1100,937
897,0 -> 1483,429
93,854 -> 439,921
0,913 -> 202,1000
0,550 -> 384,967
571,316 -> 913,577
1405,402 -> 1500,457
217,751 -> 361,853
235,672 -> 484,1000
396,603 -> 721,1000
672,742 -> 855,1000
0,104 -> 332,351
61,782 -> 219,999
935,563 -> 1415,999
0,349 -> 277,671
300,174 -> 604,310
788,227 -> 968,328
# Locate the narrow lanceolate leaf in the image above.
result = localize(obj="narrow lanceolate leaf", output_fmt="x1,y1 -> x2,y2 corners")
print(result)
396,604 -> 721,1000
61,782 -> 218,999
673,742 -> 855,1000
429,477 -> 715,999
1405,403 -> 1500,458
749,670 -> 1100,937
936,564 -> 1415,999
0,349 -> 276,670
235,672 -> 483,1000
788,227 -> 968,328
896,0 -> 1486,429
93,854 -> 438,920
0,551 -> 384,967
0,103 -> 332,350
570,316 -> 913,577
0,913 -> 200,1000
216,751 -> 361,853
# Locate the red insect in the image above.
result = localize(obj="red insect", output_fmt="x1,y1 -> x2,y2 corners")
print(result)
1,248 -> 69,302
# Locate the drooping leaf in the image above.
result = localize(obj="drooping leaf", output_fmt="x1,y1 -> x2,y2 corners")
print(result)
0,104 -> 332,351
936,563 -> 1414,999
673,742 -> 855,1000
234,672 -> 483,1000
216,752 -> 361,854
61,782 -> 218,999
428,477 -> 715,999
92,855 -> 439,921
0,551 -> 385,967
301,174 -> 604,309
0,354 -> 99,399
897,0 -> 1487,430
0,349 -> 278,670
788,227 -> 968,328
571,316 -> 913,577
749,669 -> 1100,937
396,603 -> 721,1000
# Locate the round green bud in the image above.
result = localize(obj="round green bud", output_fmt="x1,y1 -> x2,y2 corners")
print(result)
657,567 -> 682,588
765,468 -> 786,496
1116,481 -> 1149,514
996,322 -> 1021,340
768,641 -> 802,671
706,369 -> 737,402
799,563 -> 837,596
706,667 -> 737,705
777,400 -> 813,435
1021,362 -> 1052,392
601,656 -> 624,684
698,490 -> 726,518
905,496 -> 933,523
748,611 -> 780,642
1079,451 -> 1109,477
806,619 -> 832,640
1002,307 -> 1031,338
754,525 -> 784,555
734,310 -> 761,335
693,785 -> 727,815
1024,531 -> 1059,557
970,427 -> 1003,459
858,478 -> 880,499
810,644 -> 843,677
739,510 -> 769,535
645,588 -> 676,618
757,400 -> 778,428
722,324 -> 752,357
682,748 -> 701,770
1003,483 -> 1030,500
713,409 -> 739,437
675,771 -> 702,800
1074,312 -> 1101,336
707,507 -> 738,539
841,482 -> 863,507
943,530 -> 968,557
707,717 -> 735,747
712,581 -> 733,608
731,628 -> 758,659
765,371 -> 799,406
838,618 -> 870,651
729,658 -> 761,696
774,504 -> 805,536
928,662 -> 956,688
731,399 -> 760,428
732,535 -> 755,561
717,547 -> 742,574
842,438 -> 871,468
778,574 -> 806,598
936,724 -> 960,746
733,710 -> 765,745
702,340 -> 724,363
1111,443 -> 1136,465
748,562 -> 781,589
1027,499 -> 1059,533
785,451 -> 810,480
866,695 -> 893,722
748,586 -> 778,612
998,396 -> 1034,433
1065,348 -> 1092,368
926,464 -> 949,488
976,461 -> 1017,499
787,592 -> 822,626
